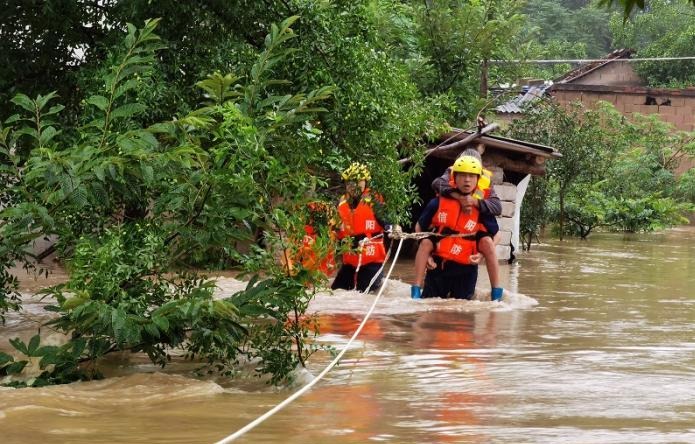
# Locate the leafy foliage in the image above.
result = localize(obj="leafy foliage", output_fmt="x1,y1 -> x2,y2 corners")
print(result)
519,175 -> 551,250
523,0 -> 612,58
610,0 -> 695,87
600,0 -> 695,19
0,17 -> 337,386
507,100 -> 694,243
506,101 -> 620,239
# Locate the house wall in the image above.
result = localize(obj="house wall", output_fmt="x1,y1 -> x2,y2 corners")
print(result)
570,62 -> 643,87
485,164 -> 516,261
553,87 -> 695,174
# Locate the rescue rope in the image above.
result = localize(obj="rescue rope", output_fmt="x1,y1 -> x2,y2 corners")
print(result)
353,233 -> 385,291
363,235 -> 393,294
213,237 -> 406,444
356,229 -> 476,292
389,229 -> 478,240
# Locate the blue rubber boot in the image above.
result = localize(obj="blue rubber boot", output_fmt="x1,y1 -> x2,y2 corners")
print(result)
491,287 -> 503,302
411,285 -> 422,299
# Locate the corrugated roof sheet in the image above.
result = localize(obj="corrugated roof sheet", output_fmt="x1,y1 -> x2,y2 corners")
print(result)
494,85 -> 550,114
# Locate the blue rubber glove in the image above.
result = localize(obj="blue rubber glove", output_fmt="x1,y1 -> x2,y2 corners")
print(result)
491,287 -> 503,302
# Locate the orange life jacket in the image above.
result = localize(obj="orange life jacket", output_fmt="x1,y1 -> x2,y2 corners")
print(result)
299,224 -> 336,274
431,196 -> 484,265
337,189 -> 386,267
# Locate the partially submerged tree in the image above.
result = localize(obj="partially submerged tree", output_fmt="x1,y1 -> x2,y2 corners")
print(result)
0,18 -> 337,387
507,100 -> 694,243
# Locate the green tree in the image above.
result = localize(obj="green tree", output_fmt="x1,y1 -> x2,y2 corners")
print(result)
412,0 -> 525,119
507,100 -> 694,243
610,0 -> 695,87
0,18 -> 337,386
523,0 -> 613,58
519,175 -> 552,250
506,101 -> 619,239
601,0 -> 695,18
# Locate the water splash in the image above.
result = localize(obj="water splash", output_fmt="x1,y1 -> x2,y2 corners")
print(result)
213,277 -> 537,316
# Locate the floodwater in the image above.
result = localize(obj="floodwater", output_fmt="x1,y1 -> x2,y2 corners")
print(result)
2,227 -> 695,444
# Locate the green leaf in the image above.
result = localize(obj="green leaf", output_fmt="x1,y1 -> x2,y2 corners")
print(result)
11,94 -> 35,113
140,164 -> 154,183
9,337 -> 28,355
113,79 -> 139,100
35,91 -> 58,111
110,103 -> 146,120
0,352 -> 14,367
45,104 -> 65,116
112,309 -> 127,343
87,95 -> 110,112
152,315 -> 169,333
27,334 -> 40,356
144,323 -> 160,339
5,360 -> 28,375
39,126 -> 60,146
5,114 -> 21,124
14,126 -> 39,141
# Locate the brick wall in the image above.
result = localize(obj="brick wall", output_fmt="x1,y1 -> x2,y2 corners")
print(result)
553,87 -> 695,174
553,89 -> 695,132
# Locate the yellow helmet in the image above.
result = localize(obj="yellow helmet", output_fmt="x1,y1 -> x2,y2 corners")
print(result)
341,162 -> 371,181
452,156 -> 482,175
478,168 -> 492,190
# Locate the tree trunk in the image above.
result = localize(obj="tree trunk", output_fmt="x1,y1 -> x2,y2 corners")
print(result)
480,59 -> 488,99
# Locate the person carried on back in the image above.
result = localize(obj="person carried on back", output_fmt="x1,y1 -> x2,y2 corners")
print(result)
413,152 -> 504,301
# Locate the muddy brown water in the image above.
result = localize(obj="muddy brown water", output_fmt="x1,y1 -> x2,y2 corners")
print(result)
2,227 -> 695,443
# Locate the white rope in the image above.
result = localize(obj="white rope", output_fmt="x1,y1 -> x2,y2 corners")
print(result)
353,233 -> 384,291
213,237 -> 406,444
491,56 -> 695,64
390,230 -> 478,240
362,236 -> 394,294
